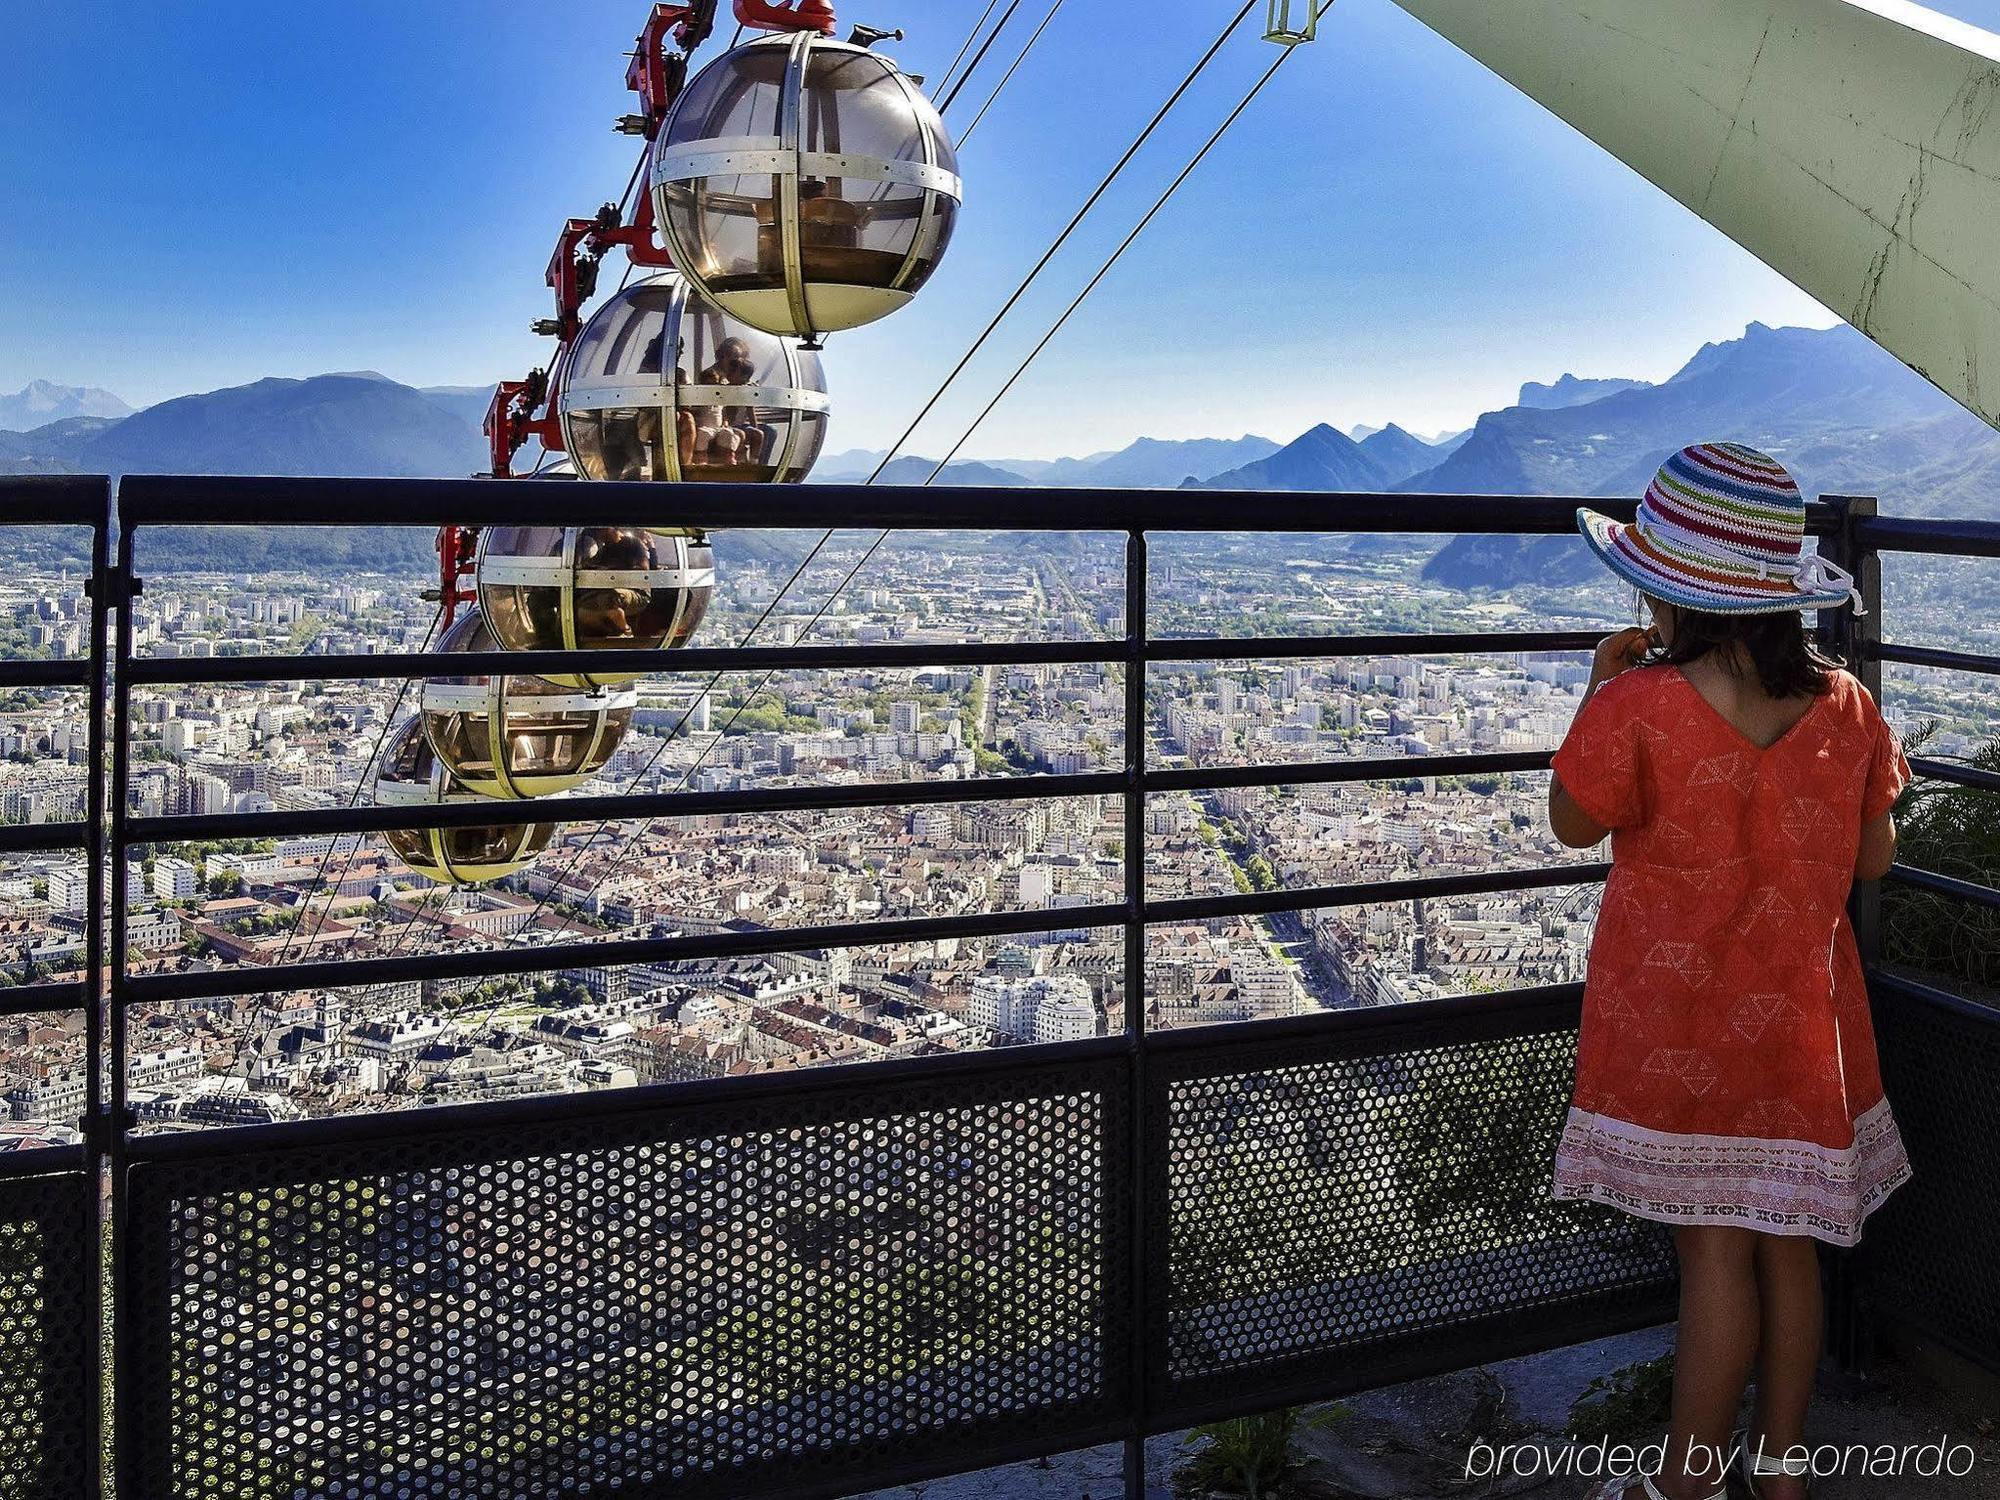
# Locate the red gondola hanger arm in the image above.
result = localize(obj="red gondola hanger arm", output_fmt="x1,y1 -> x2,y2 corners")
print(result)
735,0 -> 837,35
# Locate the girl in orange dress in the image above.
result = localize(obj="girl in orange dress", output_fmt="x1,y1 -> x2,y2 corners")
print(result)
1550,444 -> 1911,1500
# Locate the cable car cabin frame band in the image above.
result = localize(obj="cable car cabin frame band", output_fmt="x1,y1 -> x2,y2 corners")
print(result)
372,716 -> 560,886
419,610 -> 638,801
475,525 -> 716,689
559,272 -> 830,484
651,31 -> 962,340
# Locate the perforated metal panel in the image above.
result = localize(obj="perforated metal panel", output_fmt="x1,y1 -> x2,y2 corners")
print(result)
0,1163 -> 96,1500
124,1057 -> 1128,1499
1145,1002 -> 1678,1418
1861,981 -> 2000,1370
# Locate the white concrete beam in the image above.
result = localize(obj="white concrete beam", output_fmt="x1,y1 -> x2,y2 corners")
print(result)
1389,0 -> 2000,428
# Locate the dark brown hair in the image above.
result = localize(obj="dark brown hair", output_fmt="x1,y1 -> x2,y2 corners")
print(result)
1640,597 -> 1844,700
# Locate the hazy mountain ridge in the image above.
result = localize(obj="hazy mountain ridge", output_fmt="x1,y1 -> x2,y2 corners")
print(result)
4,321 -> 1994,584
0,380 -> 133,432
813,433 -> 1280,489
1412,322 -> 2000,588
1515,373 -> 1649,410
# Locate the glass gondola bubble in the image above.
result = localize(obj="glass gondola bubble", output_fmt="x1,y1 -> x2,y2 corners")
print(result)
372,715 -> 556,885
561,271 -> 828,483
419,608 -> 636,800
650,32 -> 961,338
475,525 -> 715,688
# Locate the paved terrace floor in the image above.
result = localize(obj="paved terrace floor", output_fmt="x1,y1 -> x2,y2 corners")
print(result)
850,1326 -> 2000,1499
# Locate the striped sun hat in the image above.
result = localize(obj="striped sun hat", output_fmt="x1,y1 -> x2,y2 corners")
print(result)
1577,441 -> 1863,614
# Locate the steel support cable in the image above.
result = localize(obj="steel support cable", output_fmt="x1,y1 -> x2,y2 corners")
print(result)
476,6 -> 1262,956
408,8 -> 1257,975
435,530 -> 887,1040
526,5 -> 1318,961
919,5 -> 1325,485
272,601 -> 444,966
865,0 -> 1259,486
933,0 -> 1003,105
954,0 -> 1064,150
527,528 -> 895,952
223,601 -> 444,1081
483,526 -> 842,948
935,0 -> 1029,115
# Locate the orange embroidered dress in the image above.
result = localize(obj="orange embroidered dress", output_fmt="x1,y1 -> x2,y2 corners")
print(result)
1550,665 -> 1912,1245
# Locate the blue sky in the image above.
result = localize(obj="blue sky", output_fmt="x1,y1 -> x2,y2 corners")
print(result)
7,0 -> 2000,458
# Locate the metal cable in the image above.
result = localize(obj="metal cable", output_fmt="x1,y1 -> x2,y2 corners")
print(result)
480,527 -> 841,947
221,600 -> 443,1081
921,6 -> 1321,483
271,601 -> 444,967
513,2 -> 1264,945
933,0 -> 1002,104
530,529 -> 893,944
398,3 -> 1266,1002
866,0 -> 1259,485
954,0 -> 1064,150
936,0 -> 1028,115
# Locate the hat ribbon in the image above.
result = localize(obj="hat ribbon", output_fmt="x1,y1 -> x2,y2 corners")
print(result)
1789,553 -> 1866,614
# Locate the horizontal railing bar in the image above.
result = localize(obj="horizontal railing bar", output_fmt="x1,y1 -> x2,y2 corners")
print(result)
0,1142 -> 88,1181
1148,862 -> 1606,925
1856,513 -> 2000,558
121,900 -> 1132,1005
116,475 -> 1848,535
1146,748 -> 1554,793
0,821 -> 89,854
116,631 -> 1613,688
1907,755 -> 2000,794
0,476 -> 108,527
122,638 -> 1118,686
1871,641 -> 2000,677
1872,640 -> 2000,676
126,770 -> 1127,844
1882,862 -> 2000,910
1142,980 -> 1583,1056
1145,630 -> 1601,662
0,981 -> 88,1018
1868,967 -> 2000,1025
119,1031 -> 1131,1163
0,658 -> 89,688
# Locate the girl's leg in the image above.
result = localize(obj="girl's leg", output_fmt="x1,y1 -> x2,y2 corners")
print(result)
1658,1226 -> 1761,1500
1746,1232 -> 1822,1500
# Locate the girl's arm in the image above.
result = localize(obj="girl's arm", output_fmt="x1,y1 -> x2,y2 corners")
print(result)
1855,810 -> 1897,881
1549,780 -> 1609,848
1548,627 -> 1651,849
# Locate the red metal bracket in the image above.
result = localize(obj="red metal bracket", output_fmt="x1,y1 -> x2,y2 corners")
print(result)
434,525 -> 481,625
481,368 -> 565,481
627,5 -> 700,133
734,0 -> 837,35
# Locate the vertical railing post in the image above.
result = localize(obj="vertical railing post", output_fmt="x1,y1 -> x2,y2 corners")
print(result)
1815,494 -> 1882,1375
81,482 -> 112,1500
1122,526 -> 1150,1500
106,505 -> 139,1497
1824,495 -> 1884,963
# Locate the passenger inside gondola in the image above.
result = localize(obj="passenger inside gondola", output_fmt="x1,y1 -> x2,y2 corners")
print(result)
693,336 -> 767,471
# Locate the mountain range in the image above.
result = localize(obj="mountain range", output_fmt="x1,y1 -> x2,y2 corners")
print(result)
6,320 -> 1997,584
0,380 -> 131,432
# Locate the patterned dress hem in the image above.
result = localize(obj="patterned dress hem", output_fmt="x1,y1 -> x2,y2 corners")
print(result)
1550,1094 -> 1912,1248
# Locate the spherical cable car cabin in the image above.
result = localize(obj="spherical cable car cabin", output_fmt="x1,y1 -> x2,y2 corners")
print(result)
372,716 -> 557,886
560,271 -> 828,483
650,32 -> 961,338
475,525 -> 715,688
419,609 -> 636,800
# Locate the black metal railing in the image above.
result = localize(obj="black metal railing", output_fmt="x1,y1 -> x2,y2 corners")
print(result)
0,472 -> 1993,1499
